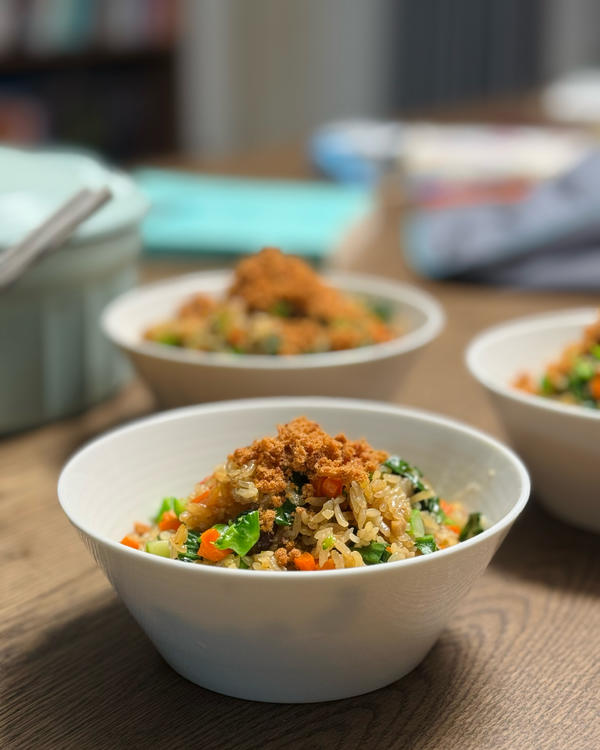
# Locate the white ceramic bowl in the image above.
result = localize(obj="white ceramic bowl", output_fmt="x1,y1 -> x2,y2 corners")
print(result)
58,397 -> 529,702
466,308 -> 600,533
0,147 -> 148,434
101,271 -> 444,406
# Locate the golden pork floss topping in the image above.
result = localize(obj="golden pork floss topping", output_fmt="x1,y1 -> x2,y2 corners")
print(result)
231,416 -> 388,495
144,247 -> 394,355
176,418 -> 386,533
228,247 -> 359,321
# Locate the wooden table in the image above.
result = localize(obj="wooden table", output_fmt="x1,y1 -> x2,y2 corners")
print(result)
2,131 -> 600,750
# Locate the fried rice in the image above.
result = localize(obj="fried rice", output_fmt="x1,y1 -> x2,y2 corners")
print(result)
514,311 -> 600,409
121,418 -> 484,571
143,248 -> 398,355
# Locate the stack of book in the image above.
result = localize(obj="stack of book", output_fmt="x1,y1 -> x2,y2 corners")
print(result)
0,0 -> 179,157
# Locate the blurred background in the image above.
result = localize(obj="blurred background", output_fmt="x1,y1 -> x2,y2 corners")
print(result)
0,0 -> 599,159
2,0 -> 600,288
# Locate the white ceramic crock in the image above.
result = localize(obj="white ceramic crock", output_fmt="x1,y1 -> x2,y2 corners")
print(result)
0,147 -> 148,434
101,271 -> 445,405
58,398 -> 529,702
466,308 -> 600,533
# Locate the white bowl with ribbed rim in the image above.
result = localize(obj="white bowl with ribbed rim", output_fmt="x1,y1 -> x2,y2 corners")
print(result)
0,146 -> 148,434
466,308 -> 600,533
101,271 -> 444,405
58,397 -> 529,702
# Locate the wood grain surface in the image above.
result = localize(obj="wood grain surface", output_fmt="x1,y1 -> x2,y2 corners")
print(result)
2,125 -> 600,749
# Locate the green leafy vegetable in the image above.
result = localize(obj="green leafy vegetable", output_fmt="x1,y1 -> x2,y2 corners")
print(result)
416,496 -> 447,524
153,496 -> 186,523
567,357 -> 597,402
153,497 -> 174,523
215,510 -> 260,556
239,558 -> 250,569
383,456 -> 426,492
275,499 -> 297,527
276,476 -> 308,526
368,299 -> 394,323
261,334 -> 281,355
270,300 -> 294,317
414,535 -> 437,555
540,374 -> 554,396
573,358 -> 595,381
408,508 -> 425,538
213,310 -> 231,334
357,541 -> 391,565
568,376 -> 587,402
591,344 -> 600,360
322,536 -> 335,550
459,513 -> 484,541
177,529 -> 201,562
153,497 -> 172,523
156,332 -> 181,346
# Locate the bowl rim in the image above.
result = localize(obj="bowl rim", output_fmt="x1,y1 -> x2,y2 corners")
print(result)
57,396 -> 531,580
100,269 -> 445,370
0,145 -> 149,248
466,306 -> 600,423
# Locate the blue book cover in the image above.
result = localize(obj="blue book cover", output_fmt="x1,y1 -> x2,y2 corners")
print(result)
134,169 -> 372,259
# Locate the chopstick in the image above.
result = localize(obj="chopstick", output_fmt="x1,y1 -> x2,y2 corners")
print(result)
0,186 -> 112,289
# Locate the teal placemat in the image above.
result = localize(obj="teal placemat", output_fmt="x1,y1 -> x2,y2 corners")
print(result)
134,169 -> 372,258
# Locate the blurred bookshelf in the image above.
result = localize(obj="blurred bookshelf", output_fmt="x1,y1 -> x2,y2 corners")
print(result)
0,0 -> 180,161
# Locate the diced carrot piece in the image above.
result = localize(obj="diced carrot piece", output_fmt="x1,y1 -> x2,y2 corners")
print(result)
199,527 -> 231,562
134,522 -> 151,535
513,372 -> 536,393
120,535 -> 140,550
441,499 -> 461,531
323,477 -> 343,498
294,552 -> 317,571
372,322 -> 392,343
314,477 -> 344,498
590,375 -> 600,400
158,510 -> 180,531
319,559 -> 335,570
228,328 -> 244,346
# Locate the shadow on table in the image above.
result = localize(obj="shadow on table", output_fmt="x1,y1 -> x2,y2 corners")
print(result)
4,595 -> 496,750
490,496 -> 600,596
